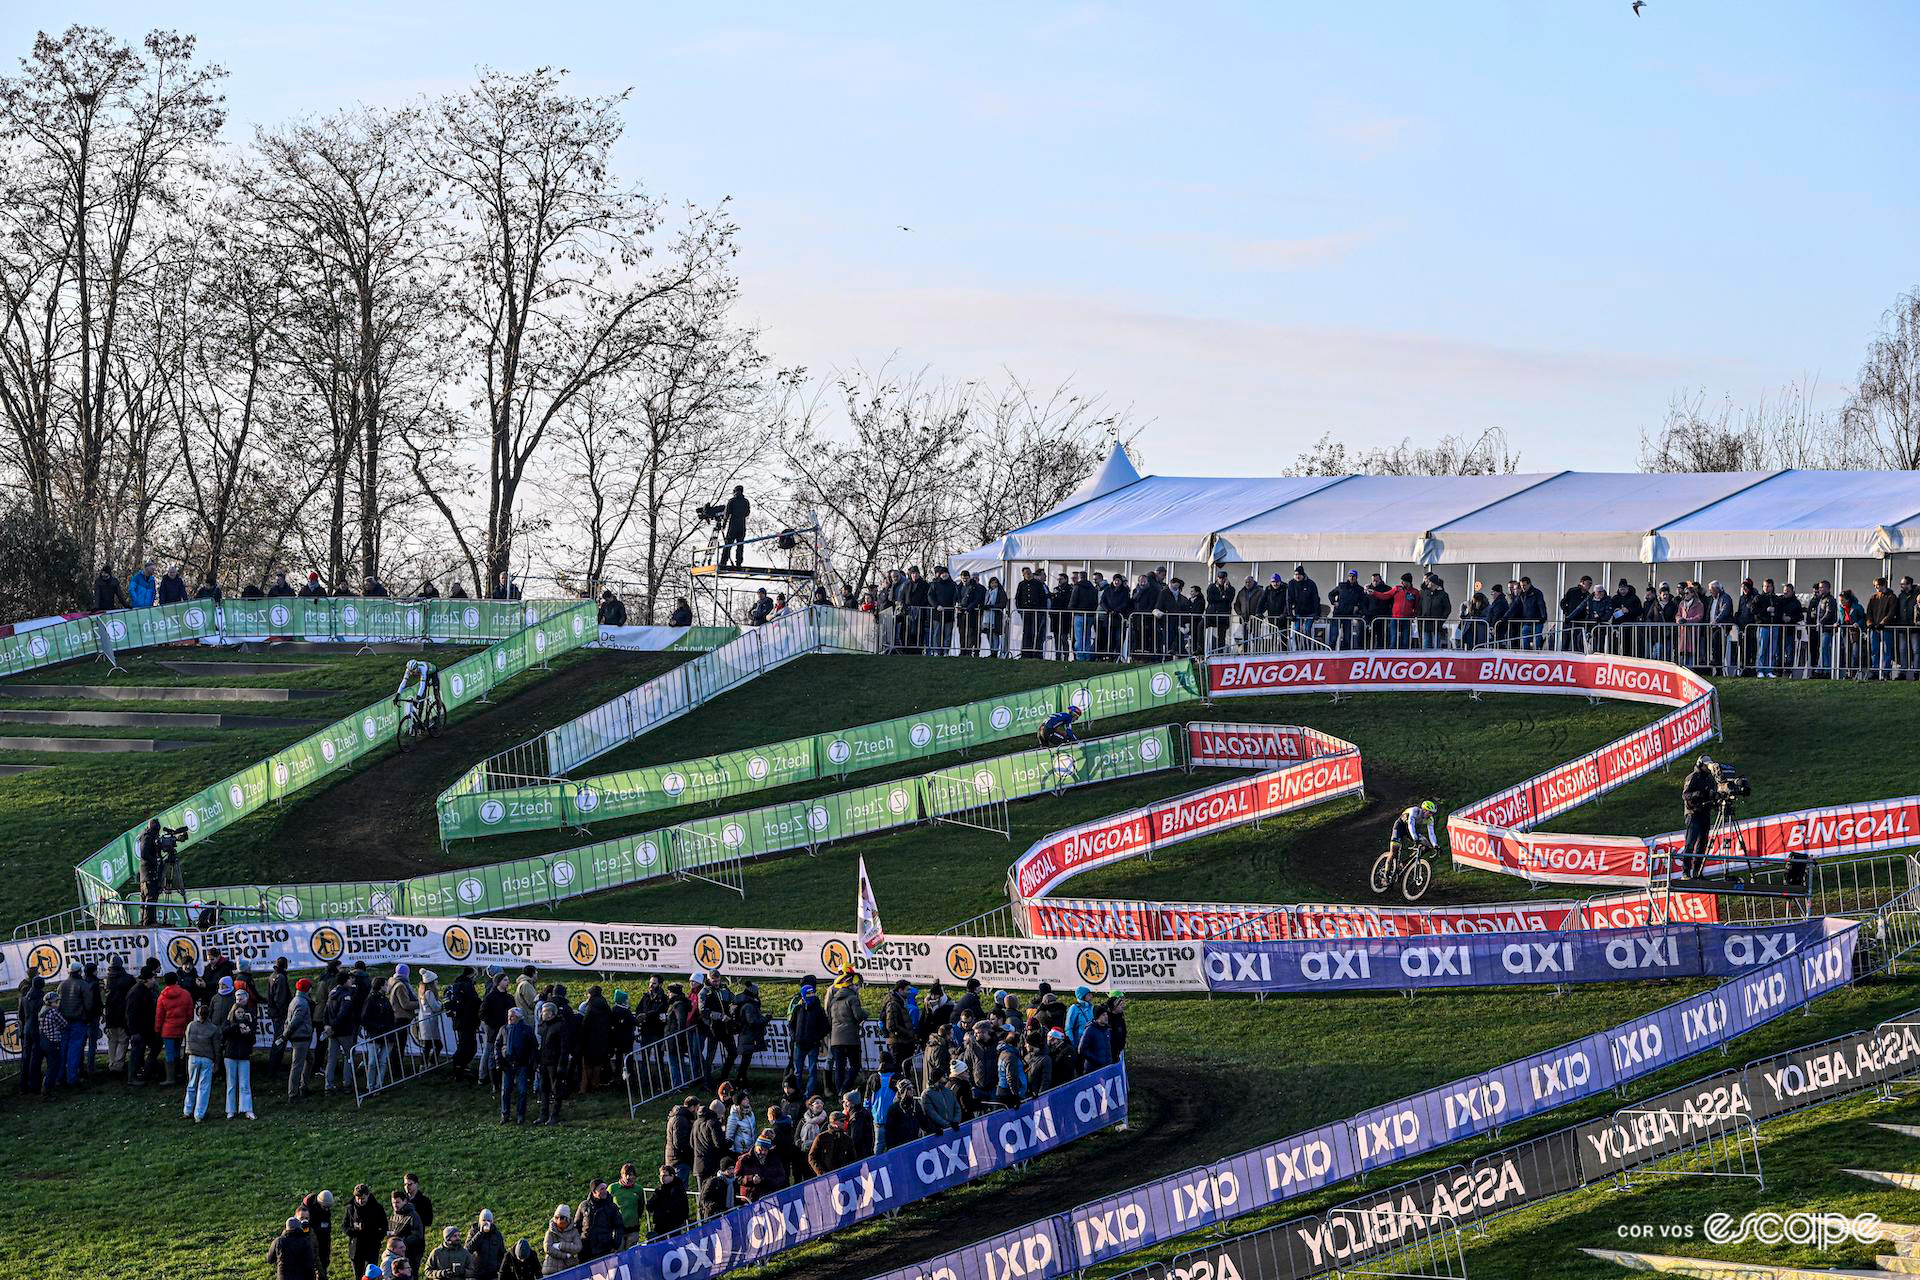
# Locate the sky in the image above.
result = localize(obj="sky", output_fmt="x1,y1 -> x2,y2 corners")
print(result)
6,1 -> 1918,475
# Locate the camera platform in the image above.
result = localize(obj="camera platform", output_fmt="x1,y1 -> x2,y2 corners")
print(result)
1665,876 -> 1811,900
690,562 -> 817,582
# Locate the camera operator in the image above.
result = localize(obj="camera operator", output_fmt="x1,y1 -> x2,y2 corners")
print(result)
720,485 -> 750,569
1679,756 -> 1718,878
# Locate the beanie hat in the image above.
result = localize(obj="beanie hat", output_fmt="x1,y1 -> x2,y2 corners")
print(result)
613,989 -> 629,1006
295,978 -> 312,991
1074,985 -> 1090,1000
479,1209 -> 493,1223
218,976 -> 235,994
395,963 -> 410,978
286,1218 -> 302,1232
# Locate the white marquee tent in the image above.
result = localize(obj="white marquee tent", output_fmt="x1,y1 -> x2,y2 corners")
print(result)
950,454 -> 1920,598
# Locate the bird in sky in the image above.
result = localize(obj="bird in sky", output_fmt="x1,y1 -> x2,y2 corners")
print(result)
1631,0 -> 1645,13
897,225 -> 912,232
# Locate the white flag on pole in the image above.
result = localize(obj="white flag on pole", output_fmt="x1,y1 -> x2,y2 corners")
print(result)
856,856 -> 886,958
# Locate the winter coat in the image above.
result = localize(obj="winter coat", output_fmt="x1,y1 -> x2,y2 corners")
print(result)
155,982 -> 190,1038
541,1220 -> 582,1275
344,1197 -> 389,1256
283,993 -> 314,1043
1064,996 -> 1097,1046
502,1240 -> 541,1280
1077,1023 -> 1114,1069
921,1081 -> 965,1131
184,1015 -> 221,1061
997,1042 -> 1028,1098
733,1149 -> 790,1203
691,1110 -> 730,1182
790,993 -> 828,1049
446,976 -> 480,1033
387,976 -> 419,1024
1285,576 -> 1321,618
514,975 -> 538,1023
220,1004 -> 259,1059
424,1244 -> 472,1280
808,1125 -> 855,1177
128,569 -> 157,607
464,1225 -> 506,1280
267,1227 -> 318,1280
664,1102 -> 698,1167
581,1194 -> 623,1258
1420,586 -> 1452,621
647,1178 -> 691,1237
826,983 -> 864,1048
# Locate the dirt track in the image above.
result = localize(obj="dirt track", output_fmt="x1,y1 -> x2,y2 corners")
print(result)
270,650 -> 649,879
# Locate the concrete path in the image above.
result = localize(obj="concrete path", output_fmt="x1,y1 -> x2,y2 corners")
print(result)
0,735 -> 199,753
0,683 -> 335,703
0,708 -> 322,730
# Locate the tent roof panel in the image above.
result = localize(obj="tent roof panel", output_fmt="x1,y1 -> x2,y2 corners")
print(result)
1428,470 -> 1780,563
1213,473 -> 1561,563
1650,469 -> 1920,560
1002,474 -> 1343,562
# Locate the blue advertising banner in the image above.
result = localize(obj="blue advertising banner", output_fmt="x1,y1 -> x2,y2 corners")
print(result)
561,1061 -> 1127,1280
1202,920 -> 1839,995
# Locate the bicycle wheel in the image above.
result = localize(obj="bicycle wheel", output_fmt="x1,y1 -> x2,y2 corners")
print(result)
1368,851 -> 1397,895
426,703 -> 447,738
1400,856 -> 1433,902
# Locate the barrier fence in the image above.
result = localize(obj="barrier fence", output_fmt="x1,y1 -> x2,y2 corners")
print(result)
70,599 -> 600,917
866,901 -> 1897,1280
552,1059 -> 1129,1280
437,658 -> 1201,841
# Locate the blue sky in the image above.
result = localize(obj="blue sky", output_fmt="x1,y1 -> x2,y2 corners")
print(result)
8,1 -> 1917,472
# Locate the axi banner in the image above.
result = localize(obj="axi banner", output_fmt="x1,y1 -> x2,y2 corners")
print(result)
1201,919 -> 1843,994
555,1062 -> 1127,1280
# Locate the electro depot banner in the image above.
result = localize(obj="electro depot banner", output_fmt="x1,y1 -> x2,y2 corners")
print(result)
1010,739 -> 1365,906
559,1063 -> 1128,1280
869,926 -> 1864,1280
0,916 -> 1204,993
1200,919 -> 1842,995
452,659 -> 1201,841
75,602 -> 596,897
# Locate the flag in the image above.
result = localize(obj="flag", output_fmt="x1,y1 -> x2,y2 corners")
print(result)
856,856 -> 886,958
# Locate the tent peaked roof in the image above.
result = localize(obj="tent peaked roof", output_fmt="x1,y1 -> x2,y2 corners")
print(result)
1047,445 -> 1142,518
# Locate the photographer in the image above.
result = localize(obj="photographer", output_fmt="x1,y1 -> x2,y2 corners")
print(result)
1679,756 -> 1717,877
137,818 -> 186,926
720,486 -> 750,569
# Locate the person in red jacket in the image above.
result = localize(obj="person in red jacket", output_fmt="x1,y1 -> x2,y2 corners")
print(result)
1368,573 -> 1421,648
154,972 -> 195,1085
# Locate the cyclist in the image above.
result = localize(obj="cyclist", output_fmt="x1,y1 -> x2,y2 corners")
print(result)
1392,799 -> 1440,853
393,659 -> 443,736
1036,704 -> 1083,747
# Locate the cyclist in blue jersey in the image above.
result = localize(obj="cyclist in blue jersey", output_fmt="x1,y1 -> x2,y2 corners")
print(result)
1036,704 -> 1083,747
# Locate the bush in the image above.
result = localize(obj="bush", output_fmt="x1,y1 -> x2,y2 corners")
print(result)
0,506 -> 91,618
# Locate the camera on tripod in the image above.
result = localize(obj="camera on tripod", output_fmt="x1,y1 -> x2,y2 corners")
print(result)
157,824 -> 191,856
696,502 -> 727,527
1704,759 -> 1751,805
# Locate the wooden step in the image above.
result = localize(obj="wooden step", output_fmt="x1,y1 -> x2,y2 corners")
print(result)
0,684 -> 334,703
0,708 -> 322,730
0,735 -> 198,753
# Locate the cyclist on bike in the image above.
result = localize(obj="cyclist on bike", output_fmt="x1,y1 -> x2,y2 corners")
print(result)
393,659 -> 442,736
1036,704 -> 1083,747
1392,799 -> 1440,853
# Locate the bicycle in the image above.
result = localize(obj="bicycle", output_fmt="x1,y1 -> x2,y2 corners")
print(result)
1370,836 -> 1435,902
393,661 -> 446,750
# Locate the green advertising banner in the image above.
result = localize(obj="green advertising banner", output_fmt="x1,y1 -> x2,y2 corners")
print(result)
920,725 -> 1177,816
74,600 -> 596,896
1058,659 -> 1202,719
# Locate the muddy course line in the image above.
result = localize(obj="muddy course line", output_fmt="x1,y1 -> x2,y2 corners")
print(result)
764,1060 -> 1230,1280
268,649 -> 670,880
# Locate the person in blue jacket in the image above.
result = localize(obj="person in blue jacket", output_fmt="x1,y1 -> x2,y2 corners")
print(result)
1064,985 -> 1098,1047
1036,704 -> 1082,747
128,560 -> 158,607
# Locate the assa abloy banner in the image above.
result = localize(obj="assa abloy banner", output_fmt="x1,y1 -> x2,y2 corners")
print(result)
1201,920 -> 1840,995
558,1062 -> 1127,1280
870,924 -> 1866,1280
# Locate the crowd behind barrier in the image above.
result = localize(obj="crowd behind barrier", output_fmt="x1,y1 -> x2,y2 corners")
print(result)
824,562 -> 1920,683
866,903 -> 1898,1280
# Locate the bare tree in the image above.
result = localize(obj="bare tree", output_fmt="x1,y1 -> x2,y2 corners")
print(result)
780,365 -> 976,594
1639,379 -> 1857,473
420,67 -> 737,591
0,26 -> 225,561
249,106 -> 445,586
1292,426 -> 1520,477
961,376 -> 1135,548
1843,287 -> 1920,471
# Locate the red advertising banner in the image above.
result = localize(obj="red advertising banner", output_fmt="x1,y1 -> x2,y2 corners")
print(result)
1207,650 -> 1712,707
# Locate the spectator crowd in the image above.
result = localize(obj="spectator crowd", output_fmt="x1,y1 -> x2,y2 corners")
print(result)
91,562 -> 532,611
11,955 -> 1128,1278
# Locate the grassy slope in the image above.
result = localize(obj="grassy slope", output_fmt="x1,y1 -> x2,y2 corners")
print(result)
4,659 -> 1919,1280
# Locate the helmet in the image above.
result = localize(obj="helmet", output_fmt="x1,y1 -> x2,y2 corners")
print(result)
1421,800 -> 1437,813
1067,704 -> 1082,717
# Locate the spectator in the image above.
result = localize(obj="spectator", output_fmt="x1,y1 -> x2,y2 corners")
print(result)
691,1096 -> 729,1194
491,571 -> 522,601
696,1175 -> 731,1221
182,1001 -> 219,1120
995,1035 -> 1027,1105
94,564 -> 125,611
416,579 -> 441,600
958,568 -> 988,655
414,971 -> 444,1068
324,970 -> 366,1095
540,1205 -> 581,1276
1078,1008 -> 1115,1071
727,1094 -> 756,1154
922,1065 -> 965,1132
880,978 -> 915,1067
825,971 -> 865,1095
808,1109 -> 855,1177
498,1239 -> 538,1280
982,575 -> 1009,656
363,573 -> 389,598
266,570 -> 296,598
156,563 -> 187,605
1867,577 -> 1900,678
579,1181 -> 623,1262
479,973 -> 514,1088
36,990 -> 68,1097
422,1227 -> 470,1280
466,1211 -> 506,1280
647,1167 -> 690,1240
443,968 -> 479,1078
1286,565 -> 1321,647
282,977 -> 315,1102
1808,580 -> 1840,676
268,1215 -> 319,1280
129,560 -> 158,607
1063,984 -> 1098,1047
609,1165 -> 644,1250
388,1191 -> 425,1270
535,999 -> 574,1125
597,590 -> 628,626
1046,1026 -> 1077,1084
747,587 -> 774,626
1023,1033 -> 1052,1099
734,1130 -> 790,1203
1419,574 -> 1452,648
449,580 -> 470,600
345,1185 -> 389,1279
298,571 -> 329,598
664,1095 -> 698,1186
